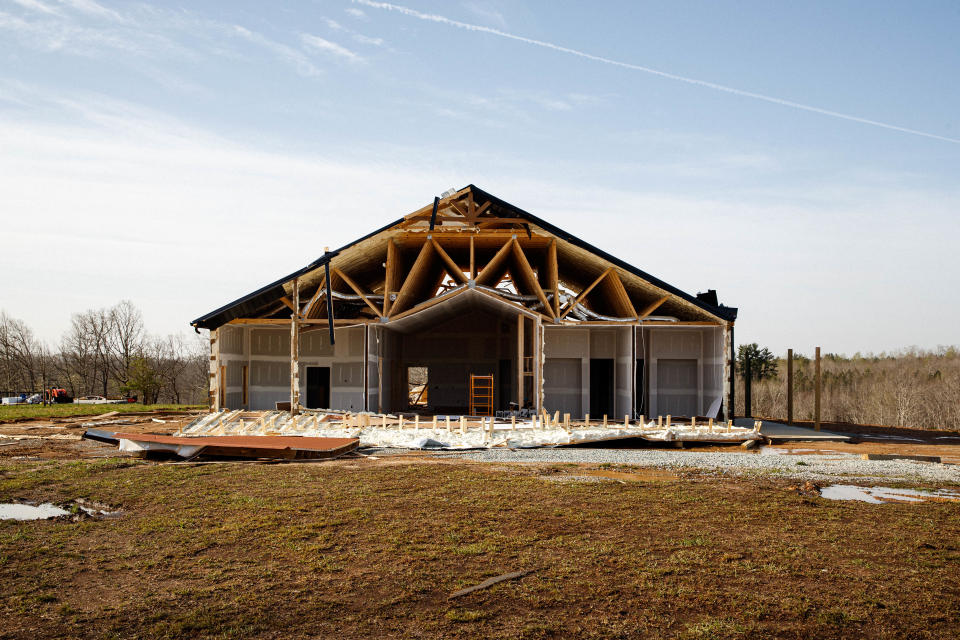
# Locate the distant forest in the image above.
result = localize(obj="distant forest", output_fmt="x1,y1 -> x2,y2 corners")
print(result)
1,302 -> 207,405
736,347 -> 960,431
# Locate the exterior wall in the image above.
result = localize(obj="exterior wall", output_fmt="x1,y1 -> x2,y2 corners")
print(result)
215,324 -> 366,411
644,326 -> 724,418
543,325 -> 633,419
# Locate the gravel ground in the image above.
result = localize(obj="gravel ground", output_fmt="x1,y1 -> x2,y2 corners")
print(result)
438,448 -> 960,484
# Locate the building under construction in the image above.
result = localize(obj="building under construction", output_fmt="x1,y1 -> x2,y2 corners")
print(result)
191,185 -> 737,421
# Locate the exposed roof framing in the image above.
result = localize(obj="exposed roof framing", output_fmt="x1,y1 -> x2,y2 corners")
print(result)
190,185 -> 737,330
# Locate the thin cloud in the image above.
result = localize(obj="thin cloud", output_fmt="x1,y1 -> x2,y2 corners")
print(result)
354,0 -> 960,145
301,33 -> 362,62
352,33 -> 383,47
345,7 -> 365,19
233,25 -> 323,76
57,0 -> 124,22
10,0 -> 62,16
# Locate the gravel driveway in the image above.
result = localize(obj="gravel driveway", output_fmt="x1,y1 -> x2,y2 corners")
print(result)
441,448 -> 960,484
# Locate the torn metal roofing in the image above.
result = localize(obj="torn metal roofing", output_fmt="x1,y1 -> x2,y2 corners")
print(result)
190,184 -> 737,330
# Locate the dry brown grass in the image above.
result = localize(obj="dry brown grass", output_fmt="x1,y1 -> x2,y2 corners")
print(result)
1,457 -> 958,639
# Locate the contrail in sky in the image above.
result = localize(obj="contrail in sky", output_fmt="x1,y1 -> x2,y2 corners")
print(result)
355,0 -> 960,145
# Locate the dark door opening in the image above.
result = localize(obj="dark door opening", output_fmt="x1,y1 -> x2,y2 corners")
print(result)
589,358 -> 615,418
306,367 -> 330,409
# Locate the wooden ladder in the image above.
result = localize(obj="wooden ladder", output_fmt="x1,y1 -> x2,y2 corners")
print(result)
469,374 -> 494,416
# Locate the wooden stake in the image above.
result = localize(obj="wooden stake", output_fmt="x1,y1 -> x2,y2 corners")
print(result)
382,415 -> 387,429
691,417 -> 696,429
511,415 -> 516,430
433,415 -> 438,431
786,348 -> 794,426
460,416 -> 466,434
446,416 -> 451,432
398,415 -> 404,429
563,413 -> 570,430
639,415 -> 645,429
624,414 -> 629,428
603,414 -> 608,428
726,419 -> 732,432
815,346 -> 821,432
708,417 -> 714,432
666,415 -> 672,428
584,413 -> 589,427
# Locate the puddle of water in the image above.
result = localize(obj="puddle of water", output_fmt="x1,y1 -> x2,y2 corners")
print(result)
0,503 -> 69,520
820,485 -> 960,504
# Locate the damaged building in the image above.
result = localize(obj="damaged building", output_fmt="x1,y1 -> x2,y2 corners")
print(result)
191,185 -> 738,421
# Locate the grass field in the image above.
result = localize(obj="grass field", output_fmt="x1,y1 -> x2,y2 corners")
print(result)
1,457 -> 958,639
0,403 -> 203,423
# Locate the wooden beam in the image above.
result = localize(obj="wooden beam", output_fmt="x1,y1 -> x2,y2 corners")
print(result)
383,239 -> 400,316
469,235 -> 475,280
558,268 -> 613,320
517,313 -> 524,410
226,318 -> 371,326
290,278 -> 300,415
475,238 -> 516,287
430,239 -> 468,284
603,270 -> 637,319
279,296 -> 296,312
389,240 -> 436,317
510,240 -> 555,319
333,268 -> 383,318
637,295 -> 669,319
547,239 -> 559,317
301,275 -> 326,319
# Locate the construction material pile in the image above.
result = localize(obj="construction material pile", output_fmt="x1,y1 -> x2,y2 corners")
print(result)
179,410 -> 762,449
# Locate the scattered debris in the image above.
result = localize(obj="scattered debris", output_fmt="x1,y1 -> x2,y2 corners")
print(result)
178,410 -> 761,450
111,432 -> 359,460
860,453 -> 941,463
449,569 -> 535,599
787,481 -> 822,498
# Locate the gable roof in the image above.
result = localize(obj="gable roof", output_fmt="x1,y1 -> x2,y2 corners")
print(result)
190,185 -> 736,330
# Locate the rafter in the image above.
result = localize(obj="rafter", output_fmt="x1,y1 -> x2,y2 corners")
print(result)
333,268 -> 382,318
638,295 -> 670,319
558,268 -> 614,320
474,238 -> 516,287
430,239 -> 468,285
389,241 -> 436,317
510,240 -> 555,320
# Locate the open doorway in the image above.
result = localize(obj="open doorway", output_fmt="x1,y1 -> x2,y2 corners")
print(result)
590,358 -> 615,418
306,366 -> 330,409
407,366 -> 428,409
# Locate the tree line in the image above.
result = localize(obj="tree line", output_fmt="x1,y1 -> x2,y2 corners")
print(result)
736,343 -> 960,431
0,301 -> 207,405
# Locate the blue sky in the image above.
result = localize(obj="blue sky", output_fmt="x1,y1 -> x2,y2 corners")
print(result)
1,0 -> 958,355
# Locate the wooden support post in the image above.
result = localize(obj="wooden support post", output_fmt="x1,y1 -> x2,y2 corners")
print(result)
691,417 -> 696,428
414,415 -> 419,431
563,413 -> 570,430
398,415 -> 404,429
639,415 -> 645,429
446,416 -> 451,432
433,415 -> 438,431
584,413 -> 589,427
511,415 -> 516,430
553,410 -> 560,424
708,417 -> 714,432
726,419 -> 732,432
460,416 -> 466,434
290,278 -> 301,416
603,414 -> 608,428
786,348 -> 793,426
517,314 -> 524,411
382,415 -> 387,429
657,415 -> 663,428
624,414 -> 630,428
815,346 -> 821,431
666,415 -> 672,428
